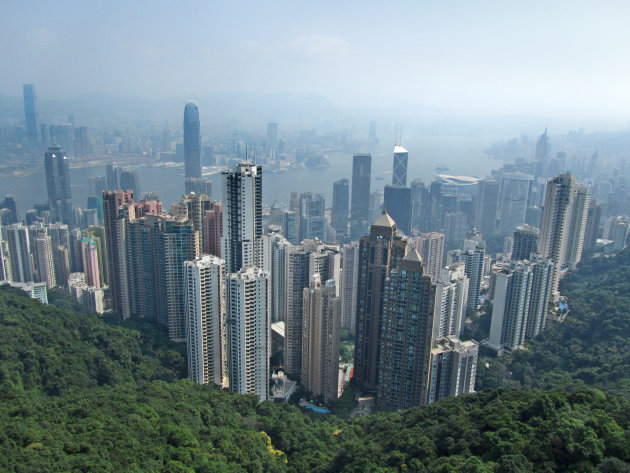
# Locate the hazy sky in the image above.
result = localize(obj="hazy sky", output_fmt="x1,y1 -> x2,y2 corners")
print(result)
2,1 -> 630,120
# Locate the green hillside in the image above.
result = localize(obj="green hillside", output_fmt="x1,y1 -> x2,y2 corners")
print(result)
1,253 -> 630,472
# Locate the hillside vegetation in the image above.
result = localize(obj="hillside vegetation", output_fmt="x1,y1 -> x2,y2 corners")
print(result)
2,252 -> 630,473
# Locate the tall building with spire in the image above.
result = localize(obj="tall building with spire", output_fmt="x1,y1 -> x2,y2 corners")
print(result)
183,102 -> 202,179
354,213 -> 407,390
221,162 -> 262,273
44,143 -> 73,225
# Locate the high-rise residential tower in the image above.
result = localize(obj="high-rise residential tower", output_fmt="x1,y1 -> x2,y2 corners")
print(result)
447,238 -> 486,310
301,276 -> 341,402
3,223 -> 33,283
563,184 -> 590,269
354,213 -> 407,390
227,266 -> 270,401
298,193 -> 328,242
221,162 -> 262,273
409,232 -> 445,281
183,102 -> 202,179
538,173 -> 575,296
341,241 -> 360,330
512,224 -> 539,261
583,200 -> 601,251
377,249 -> 435,409
349,153 -> 372,240
184,255 -> 226,387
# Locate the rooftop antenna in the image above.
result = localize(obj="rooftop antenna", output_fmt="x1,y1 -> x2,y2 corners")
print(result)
245,144 -> 248,162
394,122 -> 399,147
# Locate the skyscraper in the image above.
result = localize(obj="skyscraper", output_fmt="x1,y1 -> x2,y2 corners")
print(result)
341,241 -> 360,330
183,102 -> 202,179
267,122 -> 278,149
427,338 -> 478,404
583,199 -> 601,251
498,172 -> 533,234
256,232 -> 293,323
203,202 -> 223,257
433,263 -> 469,339
409,232 -> 445,281
184,255 -> 226,386
227,266 -> 270,401
474,179 -> 499,237
34,234 -> 55,288
331,178 -> 349,241
377,249 -> 435,410
23,84 -> 39,143
44,143 -> 73,225
103,190 -> 134,318
3,223 -> 33,283
120,169 -> 141,198
563,184 -> 590,269
534,129 -> 550,177
81,237 -> 100,288
284,239 -> 340,377
538,173 -> 575,296
298,193 -> 328,241
447,238 -> 485,310
512,225 -> 539,261
221,162 -> 262,273
349,153 -> 372,240
354,213 -> 407,390
383,185 -> 412,235
301,276 -> 341,403
392,145 -> 408,187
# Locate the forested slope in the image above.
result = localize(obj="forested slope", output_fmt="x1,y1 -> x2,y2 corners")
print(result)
2,276 -> 630,472
478,251 -> 630,396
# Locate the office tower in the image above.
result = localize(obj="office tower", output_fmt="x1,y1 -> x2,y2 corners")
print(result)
184,255 -> 226,386
447,238 -> 486,310
301,276 -> 341,402
203,202 -> 223,257
227,266 -> 270,401
284,239 -> 340,377
185,178 -> 212,197
49,125 -> 75,157
583,200 -> 601,251
474,179 -> 499,237
539,173 -> 575,296
34,234 -> 55,288
535,129 -> 550,177
444,211 -> 468,245
267,122 -> 278,149
74,126 -> 89,158
120,169 -> 141,198
411,179 -> 430,233
269,204 -> 297,245
298,193 -> 328,242
377,249 -> 435,410
427,338 -> 478,404
383,185 -> 412,235
106,164 -> 121,191
44,143 -> 73,225
350,153 -> 372,240
81,237 -> 100,288
369,121 -> 376,141
433,263 -> 469,339
183,102 -> 202,179
341,241 -> 359,330
488,257 -> 553,351
40,124 -> 49,150
0,196 -> 20,224
512,224 -> 539,261
23,84 -> 39,143
498,172 -> 533,234
103,190 -> 134,318
367,191 -> 383,228
354,213 -> 407,390
392,145 -> 408,187
3,224 -> 33,283
563,184 -> 590,268
409,232 -> 445,281
331,178 -> 350,241
256,233 -> 292,323
221,162 -> 262,273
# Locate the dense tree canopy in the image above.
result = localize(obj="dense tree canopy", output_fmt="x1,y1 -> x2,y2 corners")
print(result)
2,252 -> 630,473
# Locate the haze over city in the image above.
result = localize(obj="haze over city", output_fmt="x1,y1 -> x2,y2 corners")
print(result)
2,1 -> 630,128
